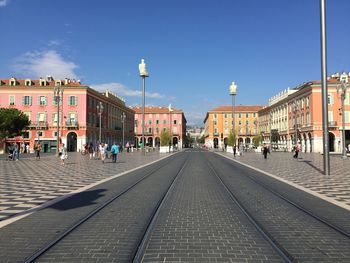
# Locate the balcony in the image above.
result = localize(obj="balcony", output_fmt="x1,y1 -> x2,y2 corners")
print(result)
28,121 -> 48,129
66,120 -> 79,128
328,121 -> 337,127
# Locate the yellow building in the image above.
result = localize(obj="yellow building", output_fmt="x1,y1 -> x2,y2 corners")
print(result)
203,105 -> 263,149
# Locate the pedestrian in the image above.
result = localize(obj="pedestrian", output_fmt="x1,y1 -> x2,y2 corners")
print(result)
111,142 -> 120,163
35,142 -> 41,160
26,144 -> 30,154
263,144 -> 268,159
60,143 -> 67,165
126,141 -> 130,152
13,143 -> 19,161
233,145 -> 237,157
100,143 -> 106,163
88,143 -> 94,160
293,143 -> 300,158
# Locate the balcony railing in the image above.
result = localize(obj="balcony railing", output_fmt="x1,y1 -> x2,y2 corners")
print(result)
28,121 -> 48,129
328,121 -> 337,127
66,120 -> 78,128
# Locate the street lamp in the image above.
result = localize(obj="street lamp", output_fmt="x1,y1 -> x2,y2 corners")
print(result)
337,79 -> 348,159
168,104 -> 173,151
229,82 -> 237,146
139,59 -> 149,155
320,0 -> 330,175
97,102 -> 104,144
269,110 -> 273,152
121,112 -> 126,149
294,100 -> 299,147
54,86 -> 64,155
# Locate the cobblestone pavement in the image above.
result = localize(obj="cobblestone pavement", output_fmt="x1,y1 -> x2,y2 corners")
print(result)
0,150 -> 171,222
216,150 -> 350,209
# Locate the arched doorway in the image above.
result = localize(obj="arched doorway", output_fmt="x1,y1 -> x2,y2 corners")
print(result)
238,137 -> 243,146
147,137 -> 153,147
173,137 -> 178,147
155,137 -> 160,147
245,137 -> 251,144
67,132 -> 77,152
329,132 -> 335,152
213,138 -> 219,148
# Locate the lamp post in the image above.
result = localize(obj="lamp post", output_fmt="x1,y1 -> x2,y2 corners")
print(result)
168,104 -> 173,151
320,0 -> 330,175
269,110 -> 272,152
337,80 -> 348,159
121,112 -> 126,149
54,86 -> 64,155
139,59 -> 149,155
294,100 -> 299,146
97,102 -> 104,144
229,82 -> 237,146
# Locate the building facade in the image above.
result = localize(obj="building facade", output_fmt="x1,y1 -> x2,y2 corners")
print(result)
0,77 -> 134,153
258,72 -> 350,153
203,105 -> 263,149
132,106 -> 187,148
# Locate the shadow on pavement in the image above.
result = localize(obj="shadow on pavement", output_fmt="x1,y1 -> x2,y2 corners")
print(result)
299,160 -> 324,174
48,189 -> 107,211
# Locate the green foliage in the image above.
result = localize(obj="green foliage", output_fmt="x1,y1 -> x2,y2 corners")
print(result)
252,135 -> 262,147
197,135 -> 205,144
160,129 -> 171,146
0,108 -> 30,139
227,130 -> 237,146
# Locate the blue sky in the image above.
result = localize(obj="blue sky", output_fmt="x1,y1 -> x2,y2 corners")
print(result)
1,0 -> 350,125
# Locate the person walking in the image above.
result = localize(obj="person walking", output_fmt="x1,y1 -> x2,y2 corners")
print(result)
111,142 -> 120,163
100,143 -> 106,163
88,143 -> 94,160
293,143 -> 300,158
263,144 -> 268,159
60,143 -> 67,166
233,145 -> 237,157
35,142 -> 41,160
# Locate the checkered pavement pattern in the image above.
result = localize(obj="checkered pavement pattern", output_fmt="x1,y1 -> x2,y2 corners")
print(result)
218,151 -> 350,207
0,151 -> 167,221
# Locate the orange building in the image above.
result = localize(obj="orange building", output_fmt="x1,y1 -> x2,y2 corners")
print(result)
203,105 -> 263,149
258,72 -> 350,153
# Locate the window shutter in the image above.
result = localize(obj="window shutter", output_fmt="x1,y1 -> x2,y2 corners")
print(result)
29,96 -> 32,106
22,96 -> 25,105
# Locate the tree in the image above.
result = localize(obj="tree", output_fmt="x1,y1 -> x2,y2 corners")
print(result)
227,130 -> 237,146
160,129 -> 171,146
0,108 -> 30,139
197,135 -> 205,144
252,135 -> 262,147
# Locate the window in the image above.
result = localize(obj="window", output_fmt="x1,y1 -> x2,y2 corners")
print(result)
239,121 -> 242,125
9,95 -> 15,105
69,96 -> 77,106
148,128 -> 152,133
148,114 -> 152,118
148,120 -> 152,125
68,112 -> 76,124
306,97 -> 310,107
163,120 -> 167,124
214,114 -> 217,118
173,127 -> 177,133
173,120 -> 177,125
239,113 -> 241,118
25,80 -> 31,86
38,113 -> 46,122
224,121 -> 228,126
22,96 -> 32,106
327,94 -> 334,105
246,113 -> 249,118
156,127 -> 159,133
22,132 -> 30,139
246,120 -> 249,125
39,96 -> 47,106
156,120 -> 159,124
224,113 -> 227,118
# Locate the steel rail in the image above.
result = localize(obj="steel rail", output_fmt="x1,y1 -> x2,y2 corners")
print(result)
205,157 -> 294,263
24,156 -> 179,263
132,157 -> 190,262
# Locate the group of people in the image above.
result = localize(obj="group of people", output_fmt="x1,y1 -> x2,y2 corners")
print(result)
85,142 -> 121,163
7,142 -> 31,161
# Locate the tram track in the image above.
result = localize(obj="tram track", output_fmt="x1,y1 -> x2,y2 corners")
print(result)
24,153 -> 188,263
206,153 -> 350,262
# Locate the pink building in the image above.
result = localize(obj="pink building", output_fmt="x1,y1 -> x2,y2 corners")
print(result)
132,106 -> 187,148
0,77 -> 134,153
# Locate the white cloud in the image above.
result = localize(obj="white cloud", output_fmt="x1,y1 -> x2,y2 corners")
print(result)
12,50 -> 78,79
0,0 -> 9,7
91,82 -> 165,99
